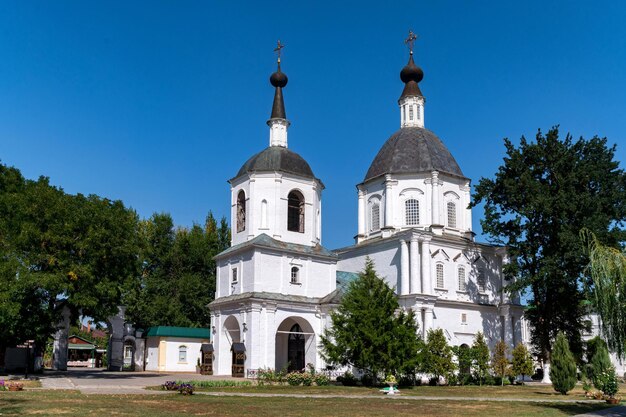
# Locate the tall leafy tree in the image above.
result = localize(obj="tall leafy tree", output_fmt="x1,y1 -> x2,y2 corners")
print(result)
471,331 -> 491,385
511,342 -> 534,384
419,329 -> 456,384
491,340 -> 511,385
472,127 -> 626,364
581,229 -> 626,359
0,163 -> 140,365
124,212 -> 230,329
320,258 -> 421,382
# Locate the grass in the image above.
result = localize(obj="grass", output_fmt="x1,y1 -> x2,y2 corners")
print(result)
155,381 -> 626,400
0,390 -> 618,417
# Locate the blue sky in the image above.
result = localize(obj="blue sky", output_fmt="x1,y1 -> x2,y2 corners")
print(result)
1,1 -> 625,250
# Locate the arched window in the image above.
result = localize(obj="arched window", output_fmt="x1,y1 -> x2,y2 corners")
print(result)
236,190 -> 246,233
447,201 -> 457,228
290,266 -> 300,284
405,199 -> 419,226
477,269 -> 486,293
178,345 -> 187,363
370,203 -> 380,231
287,191 -> 305,233
458,267 -> 466,292
436,263 -> 444,288
261,199 -> 268,229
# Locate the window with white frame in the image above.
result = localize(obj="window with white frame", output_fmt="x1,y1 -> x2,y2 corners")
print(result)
370,203 -> 380,231
458,266 -> 467,291
436,263 -> 444,288
290,266 -> 300,284
447,201 -> 457,228
461,313 -> 467,325
178,345 -> 187,362
405,199 -> 419,226
409,106 -> 414,121
477,269 -> 486,292
232,267 -> 238,283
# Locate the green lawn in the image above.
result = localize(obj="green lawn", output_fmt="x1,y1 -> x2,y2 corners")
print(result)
161,381 -> 626,400
0,390 -> 618,417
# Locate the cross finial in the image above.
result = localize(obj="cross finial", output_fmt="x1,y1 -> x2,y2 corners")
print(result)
405,30 -> 418,55
274,40 -> 285,63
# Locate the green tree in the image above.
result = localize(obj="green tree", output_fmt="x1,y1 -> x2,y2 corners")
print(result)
124,212 -> 230,329
583,336 -> 608,380
511,343 -> 534,384
471,332 -> 491,386
320,258 -> 421,383
550,332 -> 577,395
581,229 -> 626,360
0,162 -> 140,365
472,127 -> 626,365
452,344 -> 473,384
491,340 -> 511,385
590,343 -> 613,391
420,329 -> 456,384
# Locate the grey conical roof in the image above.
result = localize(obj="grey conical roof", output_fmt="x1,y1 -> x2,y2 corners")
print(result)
364,127 -> 465,182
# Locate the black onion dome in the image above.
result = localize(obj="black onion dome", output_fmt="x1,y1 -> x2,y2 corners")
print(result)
364,127 -> 465,182
270,67 -> 288,88
399,54 -> 424,99
235,146 -> 315,180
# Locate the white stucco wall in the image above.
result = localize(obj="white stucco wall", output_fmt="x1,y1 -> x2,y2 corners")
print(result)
144,336 -> 208,373
230,173 -> 323,247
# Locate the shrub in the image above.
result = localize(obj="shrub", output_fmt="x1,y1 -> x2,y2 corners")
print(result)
428,377 -> 439,386
301,372 -> 313,386
338,372 -> 358,386
596,369 -> 619,398
550,332 -> 577,395
398,374 -> 416,387
286,372 -> 303,386
360,373 -> 375,387
257,367 -> 286,386
591,344 -> 613,391
177,380 -> 252,388
314,373 -> 330,386
0,380 -> 5,391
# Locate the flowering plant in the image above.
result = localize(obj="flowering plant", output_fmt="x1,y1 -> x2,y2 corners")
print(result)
596,370 -> 619,399
384,374 -> 397,384
178,383 -> 194,395
0,380 -> 6,391
162,381 -> 179,391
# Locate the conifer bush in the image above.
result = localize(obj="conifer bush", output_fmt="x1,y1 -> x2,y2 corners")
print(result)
550,332 -> 577,394
591,343 -> 613,391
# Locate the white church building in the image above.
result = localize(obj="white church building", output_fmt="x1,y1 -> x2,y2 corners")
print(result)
208,42 -> 525,377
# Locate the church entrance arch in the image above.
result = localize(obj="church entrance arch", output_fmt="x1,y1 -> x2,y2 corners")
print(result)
275,317 -> 315,372
223,316 -> 244,377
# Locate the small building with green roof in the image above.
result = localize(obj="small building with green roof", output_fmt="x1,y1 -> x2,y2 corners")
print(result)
144,326 -> 211,373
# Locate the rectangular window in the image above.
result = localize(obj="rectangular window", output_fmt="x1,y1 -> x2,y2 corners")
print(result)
371,204 -> 380,231
458,267 -> 466,292
405,199 -> 419,226
447,202 -> 457,228
461,313 -> 467,324
477,270 -> 486,292
179,346 -> 187,363
409,106 -> 414,121
436,264 -> 444,288
232,268 -> 238,283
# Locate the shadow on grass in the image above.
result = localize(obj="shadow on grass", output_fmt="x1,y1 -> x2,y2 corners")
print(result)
541,402 -> 613,415
0,396 -> 28,415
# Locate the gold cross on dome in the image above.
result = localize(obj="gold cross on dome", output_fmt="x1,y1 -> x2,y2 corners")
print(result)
405,30 -> 418,54
274,40 -> 285,62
